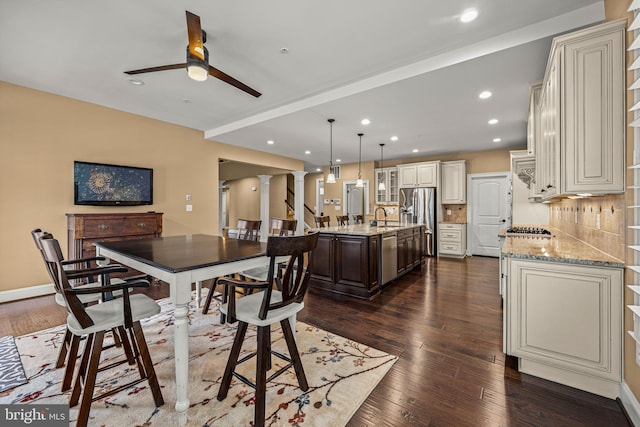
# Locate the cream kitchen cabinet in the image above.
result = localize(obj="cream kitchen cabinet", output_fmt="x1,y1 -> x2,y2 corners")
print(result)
438,223 -> 466,258
526,81 -> 542,156
375,167 -> 398,204
505,257 -> 622,398
536,19 -> 625,199
441,160 -> 466,204
397,161 -> 440,188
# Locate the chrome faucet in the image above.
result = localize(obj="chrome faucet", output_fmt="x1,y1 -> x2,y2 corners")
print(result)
374,207 -> 387,226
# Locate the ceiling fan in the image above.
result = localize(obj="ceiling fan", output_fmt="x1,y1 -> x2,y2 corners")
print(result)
124,11 -> 261,98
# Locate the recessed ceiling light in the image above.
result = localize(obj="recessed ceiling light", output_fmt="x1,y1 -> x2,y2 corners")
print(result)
488,119 -> 499,125
390,136 -> 399,141
493,138 -> 502,143
267,140 -> 274,145
412,149 -> 419,153
460,8 -> 478,23
361,118 -> 371,125
305,150 -> 311,155
127,78 -> 144,86
336,159 -> 342,163
478,90 -> 492,99
316,168 -> 322,172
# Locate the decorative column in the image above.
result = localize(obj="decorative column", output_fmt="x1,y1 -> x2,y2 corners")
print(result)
218,180 -> 226,236
257,175 -> 272,241
291,171 -> 307,235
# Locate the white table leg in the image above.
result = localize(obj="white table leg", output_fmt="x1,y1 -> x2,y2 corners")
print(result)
173,302 -> 189,425
195,281 -> 202,307
171,275 -> 192,426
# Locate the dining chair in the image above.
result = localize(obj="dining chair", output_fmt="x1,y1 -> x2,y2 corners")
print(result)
31,229 -> 131,392
353,214 -> 364,224
269,218 -> 297,236
39,235 -> 164,427
314,215 -> 331,228
202,219 -> 262,320
336,215 -> 350,225
216,231 -> 319,427
239,218 -> 299,283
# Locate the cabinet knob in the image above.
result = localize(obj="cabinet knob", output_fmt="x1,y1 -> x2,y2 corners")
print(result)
97,224 -> 108,230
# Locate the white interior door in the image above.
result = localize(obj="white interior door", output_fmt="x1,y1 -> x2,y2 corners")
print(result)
467,173 -> 510,257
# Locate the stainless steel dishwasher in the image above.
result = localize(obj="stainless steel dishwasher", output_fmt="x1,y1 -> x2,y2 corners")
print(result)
381,232 -> 397,285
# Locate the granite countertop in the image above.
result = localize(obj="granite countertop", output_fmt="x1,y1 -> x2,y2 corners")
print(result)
501,225 -> 624,268
309,223 -> 423,236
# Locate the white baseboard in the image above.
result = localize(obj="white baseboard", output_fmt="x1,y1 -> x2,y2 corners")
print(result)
0,283 -> 55,303
620,381 -> 640,426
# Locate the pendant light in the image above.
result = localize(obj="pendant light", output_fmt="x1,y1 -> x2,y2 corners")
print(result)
356,133 -> 364,188
326,119 -> 336,184
378,143 -> 386,191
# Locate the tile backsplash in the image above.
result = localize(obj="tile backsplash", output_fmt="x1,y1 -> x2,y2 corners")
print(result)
442,204 -> 467,223
548,194 -> 625,261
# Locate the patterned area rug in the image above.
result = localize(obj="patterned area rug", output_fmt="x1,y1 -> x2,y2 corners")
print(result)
0,335 -> 27,392
0,294 -> 396,426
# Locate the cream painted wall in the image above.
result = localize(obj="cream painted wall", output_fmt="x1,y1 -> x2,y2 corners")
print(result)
0,82 -> 302,293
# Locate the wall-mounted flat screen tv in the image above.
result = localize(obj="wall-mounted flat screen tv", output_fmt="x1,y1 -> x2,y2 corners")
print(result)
74,161 -> 153,206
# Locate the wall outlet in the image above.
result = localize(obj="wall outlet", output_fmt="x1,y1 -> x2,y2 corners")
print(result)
447,209 -> 452,216
596,213 -> 601,230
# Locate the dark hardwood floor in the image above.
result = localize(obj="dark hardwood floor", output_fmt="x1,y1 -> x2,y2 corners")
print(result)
0,256 -> 629,426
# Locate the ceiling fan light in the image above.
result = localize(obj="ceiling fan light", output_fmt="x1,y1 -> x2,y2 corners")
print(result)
187,63 -> 208,81
326,173 -> 336,184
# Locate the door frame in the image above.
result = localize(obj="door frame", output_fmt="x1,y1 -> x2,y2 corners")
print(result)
342,180 -> 370,218
466,172 -> 511,256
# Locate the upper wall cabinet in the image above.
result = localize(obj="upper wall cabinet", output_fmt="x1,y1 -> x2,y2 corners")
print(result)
375,167 -> 399,204
398,161 -> 440,188
441,160 -> 466,204
536,19 -> 625,199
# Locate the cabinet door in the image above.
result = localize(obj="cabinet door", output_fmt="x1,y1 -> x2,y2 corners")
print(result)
417,163 -> 437,187
388,168 -> 399,203
562,28 -> 624,194
311,234 -> 335,282
507,259 -> 622,383
398,166 -> 417,187
441,162 -> 466,204
375,169 -> 387,204
335,236 -> 370,288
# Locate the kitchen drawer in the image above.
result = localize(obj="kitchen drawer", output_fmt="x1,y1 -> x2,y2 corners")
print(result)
121,217 -> 160,235
440,243 -> 462,253
439,223 -> 463,230
440,230 -> 461,241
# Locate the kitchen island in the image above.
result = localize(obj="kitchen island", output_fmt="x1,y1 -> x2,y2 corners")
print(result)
309,223 -> 425,299
500,225 -> 624,399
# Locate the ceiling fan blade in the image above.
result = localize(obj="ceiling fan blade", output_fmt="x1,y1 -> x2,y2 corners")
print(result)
208,65 -> 262,97
186,11 -> 204,60
124,64 -> 186,75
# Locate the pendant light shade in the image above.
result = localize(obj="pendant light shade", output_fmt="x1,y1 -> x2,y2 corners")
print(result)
326,119 -> 336,184
378,143 -> 386,191
356,133 -> 364,188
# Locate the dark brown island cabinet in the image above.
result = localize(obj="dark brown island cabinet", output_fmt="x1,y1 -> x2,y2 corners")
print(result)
310,224 -> 425,299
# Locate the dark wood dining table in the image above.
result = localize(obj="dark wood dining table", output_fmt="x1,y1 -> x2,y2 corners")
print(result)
94,234 -> 270,426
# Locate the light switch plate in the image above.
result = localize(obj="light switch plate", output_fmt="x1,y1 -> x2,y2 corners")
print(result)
186,204 -> 193,212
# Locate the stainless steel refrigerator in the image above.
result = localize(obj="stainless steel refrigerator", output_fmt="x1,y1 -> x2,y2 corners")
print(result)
399,187 -> 436,256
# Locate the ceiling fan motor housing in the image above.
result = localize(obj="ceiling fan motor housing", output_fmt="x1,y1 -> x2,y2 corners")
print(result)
186,45 -> 209,81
